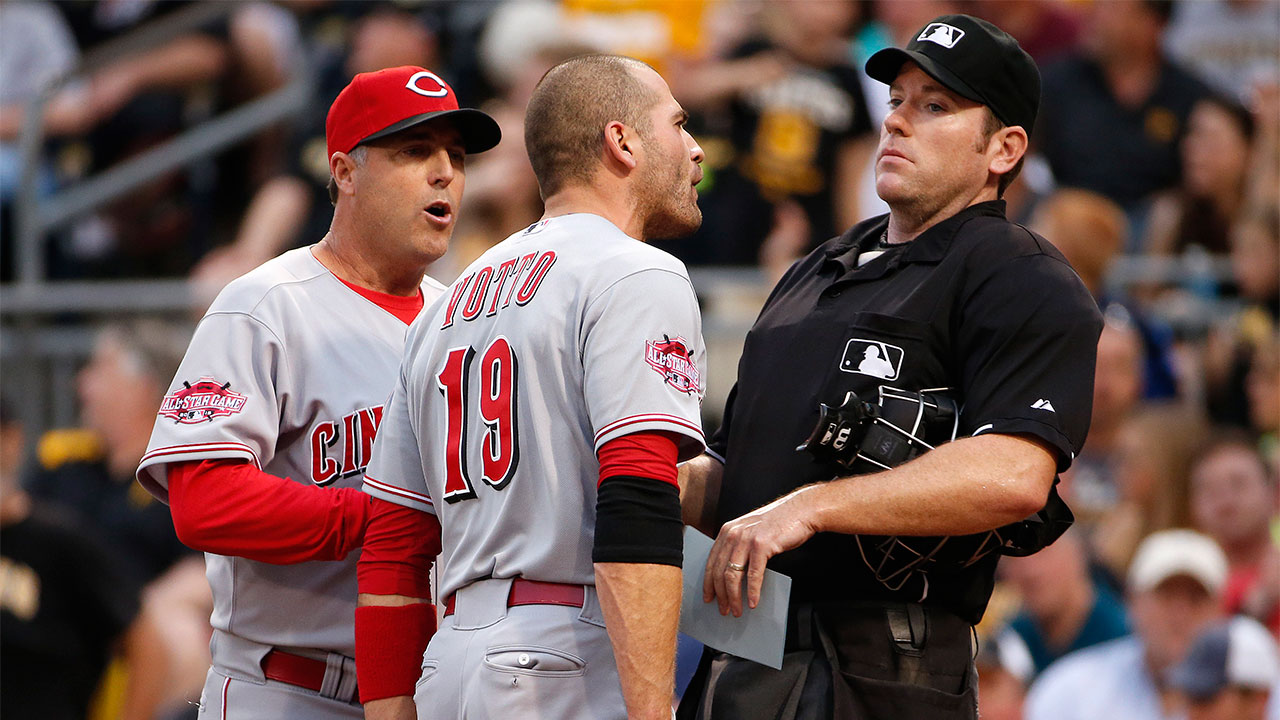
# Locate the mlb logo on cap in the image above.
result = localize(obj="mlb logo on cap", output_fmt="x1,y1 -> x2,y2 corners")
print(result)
325,65 -> 500,160
918,23 -> 965,49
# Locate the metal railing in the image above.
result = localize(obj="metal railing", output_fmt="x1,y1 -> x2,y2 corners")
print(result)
9,1 -> 312,292
2,1 -> 310,434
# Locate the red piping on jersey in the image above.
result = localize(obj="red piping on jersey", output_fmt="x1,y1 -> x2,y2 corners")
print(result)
142,441 -> 261,468
364,474 -> 433,506
597,430 -> 679,488
333,274 -> 425,326
221,675 -> 230,720
166,459 -> 370,564
594,413 -> 704,444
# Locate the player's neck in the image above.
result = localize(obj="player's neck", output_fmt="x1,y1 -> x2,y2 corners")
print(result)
886,185 -> 998,244
542,184 -> 645,240
312,237 -> 427,297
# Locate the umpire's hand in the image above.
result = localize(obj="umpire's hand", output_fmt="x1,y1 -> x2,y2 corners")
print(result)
703,488 -> 821,617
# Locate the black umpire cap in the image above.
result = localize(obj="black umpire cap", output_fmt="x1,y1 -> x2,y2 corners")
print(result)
865,14 -> 1041,133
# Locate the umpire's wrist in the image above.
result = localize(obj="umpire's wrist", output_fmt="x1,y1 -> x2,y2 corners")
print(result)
787,483 -> 830,536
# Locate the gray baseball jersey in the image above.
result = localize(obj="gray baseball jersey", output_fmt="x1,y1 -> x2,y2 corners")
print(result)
363,213 -> 707,600
137,247 -> 445,658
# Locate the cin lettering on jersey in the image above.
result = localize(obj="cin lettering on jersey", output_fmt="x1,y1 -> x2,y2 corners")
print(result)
309,405 -> 384,486
441,250 -> 556,329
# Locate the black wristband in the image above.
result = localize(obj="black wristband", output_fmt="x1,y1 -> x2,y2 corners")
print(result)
592,475 -> 683,567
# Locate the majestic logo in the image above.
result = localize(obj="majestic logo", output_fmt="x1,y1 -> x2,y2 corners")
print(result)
645,335 -> 701,395
1031,398 -> 1056,413
405,70 -> 449,97
840,339 -> 904,381
918,23 -> 965,49
159,377 -> 248,424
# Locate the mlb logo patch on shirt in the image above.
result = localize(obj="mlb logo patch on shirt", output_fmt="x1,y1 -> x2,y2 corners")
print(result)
840,339 -> 903,381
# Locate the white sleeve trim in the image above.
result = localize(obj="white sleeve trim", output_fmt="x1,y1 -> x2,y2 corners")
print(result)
593,412 -> 706,451
135,441 -> 262,503
363,475 -> 436,514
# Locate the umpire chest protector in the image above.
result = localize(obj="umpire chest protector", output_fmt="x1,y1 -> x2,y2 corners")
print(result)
709,200 -> 1102,624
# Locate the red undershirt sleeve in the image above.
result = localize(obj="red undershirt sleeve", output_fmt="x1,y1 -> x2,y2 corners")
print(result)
166,459 -> 371,564
357,497 -> 439,598
355,498 -> 440,702
596,430 -> 680,487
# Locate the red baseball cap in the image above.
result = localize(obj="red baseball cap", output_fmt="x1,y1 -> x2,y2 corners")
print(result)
325,65 -> 500,159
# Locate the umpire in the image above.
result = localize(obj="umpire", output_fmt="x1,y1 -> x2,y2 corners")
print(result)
679,15 -> 1102,720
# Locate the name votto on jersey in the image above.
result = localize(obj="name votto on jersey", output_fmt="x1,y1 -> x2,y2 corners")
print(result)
441,249 -> 556,328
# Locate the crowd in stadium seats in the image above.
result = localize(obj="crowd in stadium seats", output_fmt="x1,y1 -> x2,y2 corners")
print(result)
1,1 -> 1277,719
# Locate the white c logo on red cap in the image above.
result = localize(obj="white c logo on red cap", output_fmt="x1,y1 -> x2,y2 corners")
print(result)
406,71 -> 449,98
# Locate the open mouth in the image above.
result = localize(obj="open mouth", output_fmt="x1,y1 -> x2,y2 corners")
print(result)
424,200 -> 453,224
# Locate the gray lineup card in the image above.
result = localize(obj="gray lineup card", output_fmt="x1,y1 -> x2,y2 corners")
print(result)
679,527 -> 792,670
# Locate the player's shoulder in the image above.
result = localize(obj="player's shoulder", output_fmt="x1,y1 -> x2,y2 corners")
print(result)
953,212 -> 1069,269
205,247 -> 329,316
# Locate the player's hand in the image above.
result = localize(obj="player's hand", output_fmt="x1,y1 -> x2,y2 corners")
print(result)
702,487 -> 820,617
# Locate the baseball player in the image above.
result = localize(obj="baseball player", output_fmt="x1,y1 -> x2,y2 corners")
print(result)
355,55 -> 706,720
135,66 -> 499,719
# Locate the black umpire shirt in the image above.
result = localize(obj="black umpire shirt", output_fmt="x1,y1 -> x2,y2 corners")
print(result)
707,200 -> 1102,625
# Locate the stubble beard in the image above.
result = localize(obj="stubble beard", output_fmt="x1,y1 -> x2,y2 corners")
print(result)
637,148 -> 702,242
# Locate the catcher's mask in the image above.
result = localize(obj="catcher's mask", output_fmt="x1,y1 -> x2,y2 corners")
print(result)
797,387 -> 1072,595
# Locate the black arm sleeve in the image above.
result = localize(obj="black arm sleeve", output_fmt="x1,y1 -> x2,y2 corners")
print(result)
593,475 -> 683,567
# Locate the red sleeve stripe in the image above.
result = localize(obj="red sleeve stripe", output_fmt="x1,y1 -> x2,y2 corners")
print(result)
594,413 -> 704,444
363,475 -> 434,506
141,441 -> 261,468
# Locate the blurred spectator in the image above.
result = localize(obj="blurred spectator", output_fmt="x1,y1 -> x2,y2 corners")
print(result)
1166,616 -> 1280,720
1025,529 -> 1228,720
1036,0 -> 1212,232
672,0 -> 874,273
1,397 -> 168,720
1231,204 -> 1280,320
1000,531 -> 1130,678
1091,404 -> 1205,583
190,5 -> 441,307
1032,189 -> 1179,398
1189,433 -> 1280,633
1203,210 -> 1279,433
1248,337 -> 1280,472
1163,0 -> 1280,104
974,630 -> 1034,720
22,320 -> 216,717
1061,311 -> 1145,522
25,320 -> 194,585
45,0 -> 233,280
1145,95 -> 1256,257
968,0 -> 1082,64
0,0 -> 89,281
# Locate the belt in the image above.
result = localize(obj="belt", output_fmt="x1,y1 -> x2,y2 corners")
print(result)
443,578 -> 586,616
261,650 -> 359,704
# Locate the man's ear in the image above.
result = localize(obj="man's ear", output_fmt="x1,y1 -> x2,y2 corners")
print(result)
330,150 -> 359,200
989,125 -> 1028,176
603,120 -> 639,173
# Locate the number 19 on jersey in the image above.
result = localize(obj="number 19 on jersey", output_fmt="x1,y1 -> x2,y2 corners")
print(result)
436,337 -> 519,503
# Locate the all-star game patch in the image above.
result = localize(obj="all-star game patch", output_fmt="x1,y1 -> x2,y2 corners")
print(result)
645,335 -> 701,396
159,377 -> 248,424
